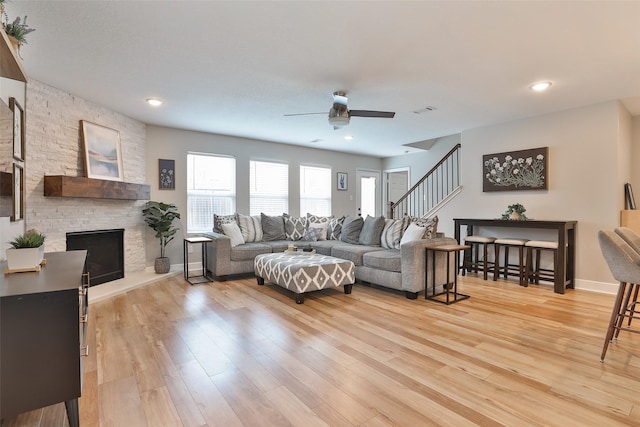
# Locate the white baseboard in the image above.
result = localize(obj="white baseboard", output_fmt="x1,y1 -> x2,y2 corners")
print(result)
574,278 -> 618,294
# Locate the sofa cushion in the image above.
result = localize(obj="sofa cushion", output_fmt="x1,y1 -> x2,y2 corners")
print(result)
213,213 -> 237,233
230,243 -> 272,261
327,216 -> 345,240
381,218 -> 405,249
284,214 -> 308,240
340,216 -> 364,244
237,213 -> 263,243
363,249 -> 401,272
261,213 -> 286,241
359,215 -> 385,246
331,244 -> 385,266
306,213 -> 333,240
261,240 -> 291,253
221,222 -> 245,247
308,240 -> 344,255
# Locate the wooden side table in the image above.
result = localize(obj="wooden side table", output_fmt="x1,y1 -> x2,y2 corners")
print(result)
425,244 -> 470,304
183,236 -> 213,285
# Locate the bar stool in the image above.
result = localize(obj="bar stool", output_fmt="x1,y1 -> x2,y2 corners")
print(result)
524,240 -> 559,286
462,235 -> 496,280
493,238 -> 529,286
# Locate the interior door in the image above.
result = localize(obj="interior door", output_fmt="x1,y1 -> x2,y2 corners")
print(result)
356,169 -> 381,218
384,168 -> 409,216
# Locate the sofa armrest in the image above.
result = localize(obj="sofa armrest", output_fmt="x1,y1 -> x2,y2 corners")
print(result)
203,231 -> 232,276
401,236 -> 457,293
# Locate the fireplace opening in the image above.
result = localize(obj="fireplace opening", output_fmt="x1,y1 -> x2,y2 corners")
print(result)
66,229 -> 124,286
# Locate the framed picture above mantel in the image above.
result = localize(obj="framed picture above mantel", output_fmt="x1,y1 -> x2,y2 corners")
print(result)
483,147 -> 548,192
81,120 -> 124,181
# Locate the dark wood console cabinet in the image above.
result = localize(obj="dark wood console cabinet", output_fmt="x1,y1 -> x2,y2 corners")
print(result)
1,250 -> 88,427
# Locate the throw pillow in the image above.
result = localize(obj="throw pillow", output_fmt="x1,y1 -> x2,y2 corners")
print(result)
410,215 -> 439,239
261,213 -> 286,241
213,213 -> 236,233
306,213 -> 334,240
400,222 -> 427,245
221,222 -> 245,247
340,216 -> 364,245
283,214 -> 308,241
302,226 -> 322,242
359,215 -> 386,246
381,218 -> 404,249
237,213 -> 263,243
327,216 -> 345,240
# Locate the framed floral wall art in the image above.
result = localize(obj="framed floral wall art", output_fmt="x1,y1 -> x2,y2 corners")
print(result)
159,159 -> 175,190
483,147 -> 548,192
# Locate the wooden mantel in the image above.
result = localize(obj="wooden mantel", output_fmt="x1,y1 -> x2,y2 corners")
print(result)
44,175 -> 150,200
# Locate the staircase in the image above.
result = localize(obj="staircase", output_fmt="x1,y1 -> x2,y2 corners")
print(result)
387,143 -> 462,219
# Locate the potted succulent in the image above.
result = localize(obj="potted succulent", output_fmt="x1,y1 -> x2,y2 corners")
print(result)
143,201 -> 181,274
3,14 -> 35,51
6,228 -> 46,271
501,203 -> 528,220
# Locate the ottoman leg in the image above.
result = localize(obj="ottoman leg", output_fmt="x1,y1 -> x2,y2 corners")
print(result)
256,276 -> 264,285
344,284 -> 353,294
295,293 -> 305,304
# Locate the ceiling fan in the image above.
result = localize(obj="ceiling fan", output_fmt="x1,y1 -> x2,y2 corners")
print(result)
284,91 -> 395,129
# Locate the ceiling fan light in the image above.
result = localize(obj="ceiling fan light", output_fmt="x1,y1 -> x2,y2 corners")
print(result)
328,107 -> 350,127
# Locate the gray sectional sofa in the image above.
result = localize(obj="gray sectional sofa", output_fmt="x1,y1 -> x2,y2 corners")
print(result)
204,213 -> 457,299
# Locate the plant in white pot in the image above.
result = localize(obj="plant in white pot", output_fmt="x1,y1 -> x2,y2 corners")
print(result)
143,201 -> 181,274
6,228 -> 46,272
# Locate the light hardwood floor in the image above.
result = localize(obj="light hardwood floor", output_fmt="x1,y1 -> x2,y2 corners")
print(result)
2,273 -> 640,426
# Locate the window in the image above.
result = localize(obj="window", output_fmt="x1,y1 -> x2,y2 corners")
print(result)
187,153 -> 236,233
250,160 -> 288,215
300,165 -> 331,216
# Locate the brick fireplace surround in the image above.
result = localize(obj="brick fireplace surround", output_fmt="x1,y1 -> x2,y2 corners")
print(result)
25,80 -> 148,276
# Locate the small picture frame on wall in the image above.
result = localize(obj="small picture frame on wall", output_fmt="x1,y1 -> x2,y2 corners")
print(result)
10,97 -> 24,161
159,159 -> 175,190
12,163 -> 23,221
337,172 -> 348,191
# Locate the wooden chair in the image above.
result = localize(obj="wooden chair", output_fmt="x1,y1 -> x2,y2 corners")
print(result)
462,235 -> 496,280
597,230 -> 640,362
493,238 -> 529,286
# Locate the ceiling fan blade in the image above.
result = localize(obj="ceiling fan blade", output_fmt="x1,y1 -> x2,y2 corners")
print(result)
283,112 -> 327,117
349,110 -> 395,118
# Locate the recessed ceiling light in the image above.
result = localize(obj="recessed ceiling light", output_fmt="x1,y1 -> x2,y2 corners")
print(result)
344,135 -> 354,141
530,82 -> 552,92
146,98 -> 163,107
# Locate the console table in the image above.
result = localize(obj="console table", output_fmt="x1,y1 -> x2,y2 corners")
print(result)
454,219 -> 577,294
1,250 -> 88,426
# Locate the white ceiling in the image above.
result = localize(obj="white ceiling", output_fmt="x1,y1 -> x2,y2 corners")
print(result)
9,1 -> 640,157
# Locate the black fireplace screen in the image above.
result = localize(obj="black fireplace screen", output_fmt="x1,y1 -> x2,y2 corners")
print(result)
66,229 -> 124,286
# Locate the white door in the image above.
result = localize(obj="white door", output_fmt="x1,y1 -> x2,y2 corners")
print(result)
384,168 -> 409,216
356,169 -> 381,218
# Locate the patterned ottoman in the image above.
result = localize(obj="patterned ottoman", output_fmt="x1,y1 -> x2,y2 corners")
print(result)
254,252 -> 355,304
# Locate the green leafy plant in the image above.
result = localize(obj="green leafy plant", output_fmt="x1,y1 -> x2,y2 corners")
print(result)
3,15 -> 35,46
142,201 -> 181,258
9,228 -> 46,248
501,203 -> 528,220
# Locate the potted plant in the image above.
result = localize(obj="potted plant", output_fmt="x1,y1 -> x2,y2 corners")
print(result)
6,228 -> 46,271
143,201 -> 181,274
3,14 -> 35,51
501,203 -> 528,220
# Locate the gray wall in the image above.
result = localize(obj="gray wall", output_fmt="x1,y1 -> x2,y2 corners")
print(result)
145,125 -> 382,266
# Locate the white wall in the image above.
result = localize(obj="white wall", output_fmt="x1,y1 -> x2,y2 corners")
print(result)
384,100 -> 630,291
145,125 -> 382,266
25,80 -> 148,273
